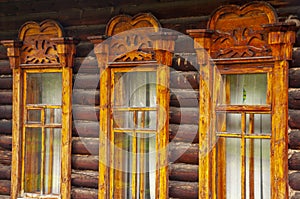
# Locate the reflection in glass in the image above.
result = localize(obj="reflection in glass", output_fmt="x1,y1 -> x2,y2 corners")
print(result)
26,73 -> 62,105
225,74 -> 267,105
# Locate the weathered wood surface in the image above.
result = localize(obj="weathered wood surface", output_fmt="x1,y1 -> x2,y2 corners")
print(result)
169,181 -> 198,199
72,106 -> 99,122
0,180 -> 10,195
170,90 -> 198,107
73,57 -> 98,74
73,74 -> 99,89
72,137 -> 99,155
289,89 -> 300,109
71,187 -> 98,199
170,107 -> 199,125
0,135 -> 11,150
290,130 -> 300,149
169,163 -> 198,182
71,170 -> 98,189
291,192 -> 300,199
73,90 -> 99,106
72,155 -> 98,171
0,165 -> 10,180
289,152 -> 300,170
0,120 -> 12,135
289,109 -> 300,129
291,48 -> 300,67
169,142 -> 198,164
0,60 -> 11,75
0,91 -> 12,105
289,68 -> 300,88
169,124 -> 198,143
72,121 -> 99,138
0,106 -> 11,120
0,150 -> 11,165
0,78 -> 12,90
170,71 -> 199,89
290,172 -> 300,191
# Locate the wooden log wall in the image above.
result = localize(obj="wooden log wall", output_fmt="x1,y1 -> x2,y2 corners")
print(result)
0,0 -> 299,198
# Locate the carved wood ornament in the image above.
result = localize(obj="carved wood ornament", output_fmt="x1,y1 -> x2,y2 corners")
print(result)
1,20 -> 77,199
188,2 -> 298,199
89,13 -> 177,68
89,13 -> 177,199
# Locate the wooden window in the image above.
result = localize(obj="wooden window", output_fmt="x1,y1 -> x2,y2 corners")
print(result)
89,13 -> 176,199
188,2 -> 298,199
1,20 -> 77,199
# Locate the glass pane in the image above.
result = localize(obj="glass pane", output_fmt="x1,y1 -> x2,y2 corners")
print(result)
246,139 -> 270,199
113,71 -> 156,108
113,110 -> 157,130
44,128 -> 61,194
226,113 -> 241,133
246,114 -> 271,135
27,109 -> 42,124
225,138 -> 241,198
24,128 -> 42,193
45,108 -> 62,125
26,73 -> 62,105
114,133 -> 156,199
225,74 -> 267,105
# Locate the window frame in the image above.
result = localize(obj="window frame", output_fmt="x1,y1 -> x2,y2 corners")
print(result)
1,20 -> 76,199
187,2 -> 297,198
89,13 -> 177,199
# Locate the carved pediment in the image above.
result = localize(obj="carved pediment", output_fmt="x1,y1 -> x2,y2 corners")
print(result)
208,2 -> 277,59
18,20 -> 63,65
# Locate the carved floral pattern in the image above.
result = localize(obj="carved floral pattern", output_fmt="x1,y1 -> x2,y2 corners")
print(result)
110,34 -> 154,62
21,35 -> 59,64
211,28 -> 271,59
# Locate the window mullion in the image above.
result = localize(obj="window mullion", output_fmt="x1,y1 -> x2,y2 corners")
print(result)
240,112 -> 246,199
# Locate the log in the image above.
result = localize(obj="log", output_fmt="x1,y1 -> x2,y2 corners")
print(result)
72,105 -> 99,122
0,60 -> 11,75
73,57 -> 98,74
73,74 -> 99,90
172,55 -> 199,71
0,91 -> 12,105
291,48 -> 300,67
289,109 -> 300,129
72,137 -> 99,155
0,195 -> 10,199
0,164 -> 10,180
71,187 -> 98,199
0,180 -> 10,195
289,88 -> 300,109
169,180 -> 198,199
0,120 -> 12,135
291,192 -> 300,199
73,121 -> 99,138
170,107 -> 199,125
76,41 -> 95,58
170,71 -> 199,89
0,150 -> 11,165
72,155 -> 98,171
170,89 -> 198,107
0,135 -> 11,150
0,46 -> 8,60
289,152 -> 300,170
169,124 -> 198,143
73,90 -> 99,106
72,170 -> 98,189
0,106 -> 12,120
0,77 -> 12,90
169,163 -> 198,182
289,130 -> 300,149
289,172 -> 300,191
169,142 -> 198,164
289,68 -> 300,88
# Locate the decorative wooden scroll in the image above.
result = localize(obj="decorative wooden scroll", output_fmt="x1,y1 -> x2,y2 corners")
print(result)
1,20 -> 77,199
207,2 -> 277,59
188,2 -> 298,199
2,19 -> 77,68
89,13 -> 177,67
